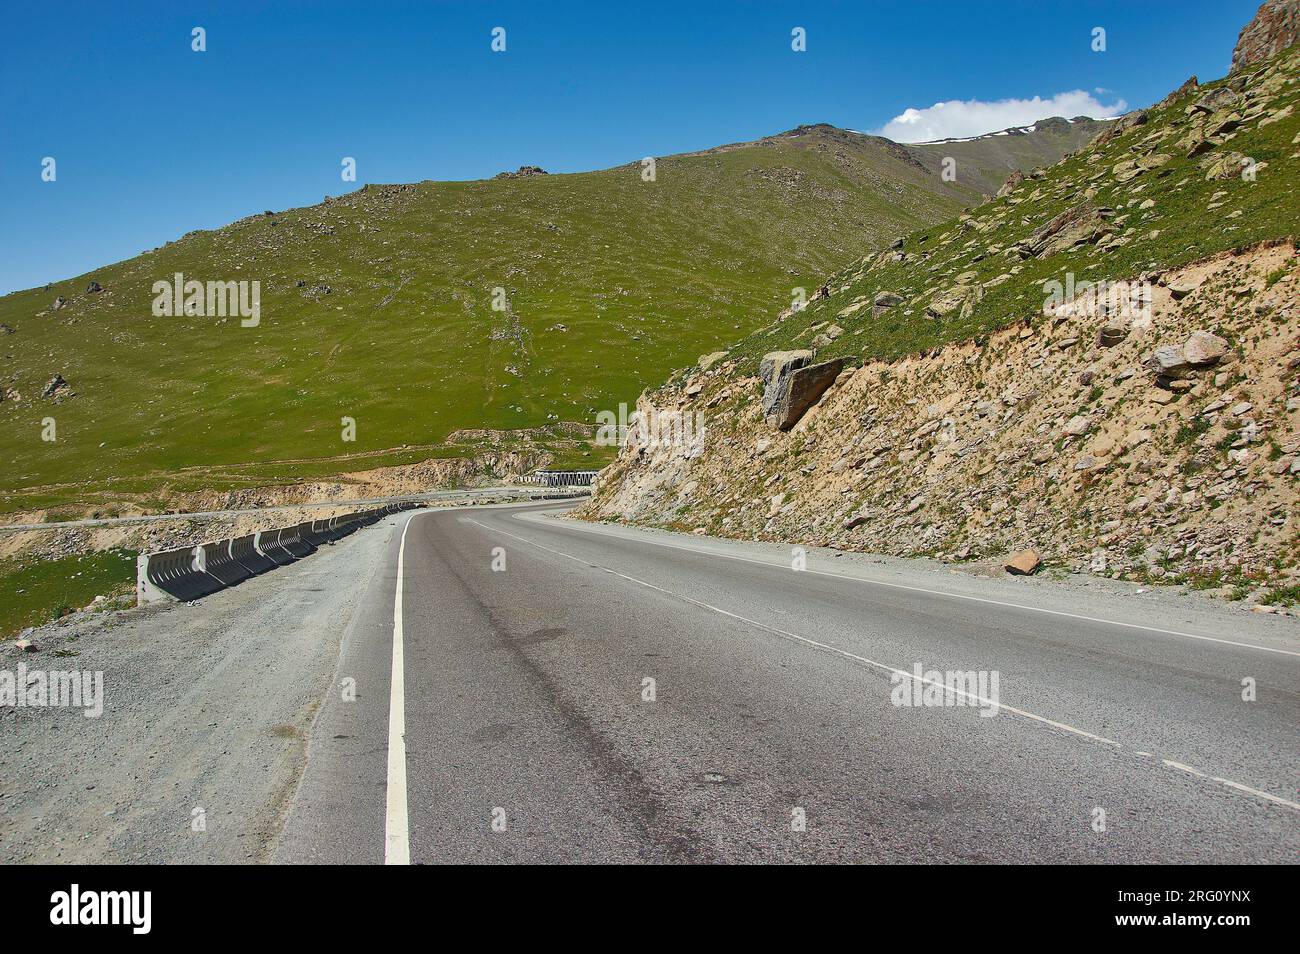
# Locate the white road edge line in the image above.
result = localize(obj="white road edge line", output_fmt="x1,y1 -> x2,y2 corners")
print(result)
475,517 -> 1300,814
384,513 -> 416,865
517,511 -> 1300,659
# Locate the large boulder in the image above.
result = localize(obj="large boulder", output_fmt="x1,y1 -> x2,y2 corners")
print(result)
759,351 -> 846,430
1024,203 -> 1112,259
759,350 -> 812,394
872,291 -> 904,317
1191,87 -> 1242,114
1145,330 -> 1231,385
1183,330 -> 1231,365
996,169 -> 1024,198
926,283 -> 980,320
1003,549 -> 1042,575
1201,150 -> 1250,181
1147,345 -> 1190,376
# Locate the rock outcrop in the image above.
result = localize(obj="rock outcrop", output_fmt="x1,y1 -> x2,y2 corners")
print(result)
760,351 -> 846,430
494,166 -> 549,179
1232,0 -> 1299,73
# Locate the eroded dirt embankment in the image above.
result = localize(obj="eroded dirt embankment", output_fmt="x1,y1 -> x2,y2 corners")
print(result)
581,243 -> 1300,605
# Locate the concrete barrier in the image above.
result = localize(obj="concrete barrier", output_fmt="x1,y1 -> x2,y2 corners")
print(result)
254,529 -> 295,566
200,540 -> 252,587
230,533 -> 276,575
137,503 -> 418,605
280,523 -> 317,559
302,521 -> 333,547
136,545 -> 224,603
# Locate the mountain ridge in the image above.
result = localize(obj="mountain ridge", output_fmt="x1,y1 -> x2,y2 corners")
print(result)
0,116 -> 1099,518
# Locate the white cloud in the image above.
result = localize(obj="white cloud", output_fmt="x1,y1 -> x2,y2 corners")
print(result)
876,90 -> 1127,143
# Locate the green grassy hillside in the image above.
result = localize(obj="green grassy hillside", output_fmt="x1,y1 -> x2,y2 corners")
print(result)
721,51 -> 1299,374
0,123 -> 1096,516
907,116 -> 1110,196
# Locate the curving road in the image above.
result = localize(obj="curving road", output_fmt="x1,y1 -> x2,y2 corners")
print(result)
272,501 -> 1300,864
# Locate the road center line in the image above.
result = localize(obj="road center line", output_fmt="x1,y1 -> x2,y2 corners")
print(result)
474,516 -> 1300,813
384,513 -> 417,865
518,511 -> 1300,659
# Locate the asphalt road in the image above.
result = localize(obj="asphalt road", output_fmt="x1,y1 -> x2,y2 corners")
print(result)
273,502 -> 1300,864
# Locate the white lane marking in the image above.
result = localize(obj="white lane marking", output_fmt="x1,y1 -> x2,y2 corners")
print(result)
1210,775 -> 1300,810
476,517 -> 1300,814
384,514 -> 417,865
1163,759 -> 1207,778
517,512 -> 1300,659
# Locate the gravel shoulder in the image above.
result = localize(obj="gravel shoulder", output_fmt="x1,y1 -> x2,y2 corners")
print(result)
0,512 -> 409,863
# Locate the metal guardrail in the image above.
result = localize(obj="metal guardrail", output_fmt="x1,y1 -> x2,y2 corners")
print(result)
519,470 -> 599,487
136,502 -> 420,605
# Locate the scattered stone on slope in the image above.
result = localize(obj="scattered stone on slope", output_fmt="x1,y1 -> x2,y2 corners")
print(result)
811,324 -> 844,349
41,374 -> 69,399
1003,549 -> 1042,575
1097,322 -> 1128,347
1063,415 -> 1092,436
698,351 -> 728,371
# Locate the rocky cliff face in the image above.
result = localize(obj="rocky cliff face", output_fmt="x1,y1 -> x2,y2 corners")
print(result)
579,21 -> 1300,604
1233,0 -> 1300,73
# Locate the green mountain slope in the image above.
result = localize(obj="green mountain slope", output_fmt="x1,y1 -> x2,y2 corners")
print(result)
0,122 -> 1097,516
721,52 -> 1299,373
906,116 -> 1111,196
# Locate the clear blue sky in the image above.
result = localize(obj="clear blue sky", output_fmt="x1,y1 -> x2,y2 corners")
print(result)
0,0 -> 1260,295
